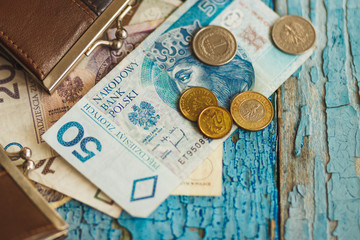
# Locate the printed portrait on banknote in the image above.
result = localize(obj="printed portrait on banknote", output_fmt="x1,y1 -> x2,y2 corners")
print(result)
145,20 -> 255,109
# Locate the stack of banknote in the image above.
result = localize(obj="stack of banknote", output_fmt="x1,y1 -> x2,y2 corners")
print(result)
0,0 -> 315,218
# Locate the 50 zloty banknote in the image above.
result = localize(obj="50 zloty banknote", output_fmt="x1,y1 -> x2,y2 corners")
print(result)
44,0 -> 315,217
0,17 -> 221,218
0,21 -> 161,218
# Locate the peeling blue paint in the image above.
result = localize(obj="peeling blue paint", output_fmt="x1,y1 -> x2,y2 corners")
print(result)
284,185 -> 310,240
346,0 -> 360,96
326,106 -> 358,178
356,128 -> 360,157
294,106 -> 311,156
324,0 -> 360,239
323,2 -> 351,108
115,121 -> 278,240
280,0 -> 360,239
52,0 -> 360,239
288,0 -> 304,16
57,115 -> 278,239
57,200 -> 122,239
310,66 -> 319,84
313,156 -> 329,240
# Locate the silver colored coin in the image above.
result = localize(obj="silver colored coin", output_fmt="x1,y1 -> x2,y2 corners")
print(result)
272,15 -> 316,55
192,25 -> 237,66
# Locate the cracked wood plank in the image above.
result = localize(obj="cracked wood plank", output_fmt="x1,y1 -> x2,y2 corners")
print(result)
116,119 -> 278,240
277,0 -> 360,239
57,119 -> 278,239
55,0 -> 360,239
56,1 -> 280,239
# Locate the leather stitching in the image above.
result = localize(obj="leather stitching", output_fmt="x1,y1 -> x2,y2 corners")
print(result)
86,0 -> 98,11
0,31 -> 45,77
70,0 -> 96,20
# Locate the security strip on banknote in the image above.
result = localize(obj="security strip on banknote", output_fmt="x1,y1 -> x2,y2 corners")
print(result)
44,0 -> 314,217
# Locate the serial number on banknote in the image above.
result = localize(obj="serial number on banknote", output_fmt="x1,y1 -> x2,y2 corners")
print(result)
177,136 -> 211,165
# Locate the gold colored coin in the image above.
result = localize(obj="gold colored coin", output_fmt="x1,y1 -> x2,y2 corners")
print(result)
230,91 -> 273,131
179,87 -> 218,122
198,106 -> 233,139
192,25 -> 237,66
272,15 -> 316,55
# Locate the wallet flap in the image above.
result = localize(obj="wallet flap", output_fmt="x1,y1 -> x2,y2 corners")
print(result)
0,0 -> 96,81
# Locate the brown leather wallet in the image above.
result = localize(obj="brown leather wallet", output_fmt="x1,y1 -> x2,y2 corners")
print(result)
0,0 -> 135,94
0,145 -> 68,240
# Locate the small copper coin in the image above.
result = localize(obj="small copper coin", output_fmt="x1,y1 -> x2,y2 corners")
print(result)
192,25 -> 237,66
198,106 -> 233,139
272,15 -> 316,54
179,87 -> 218,122
230,91 -> 273,131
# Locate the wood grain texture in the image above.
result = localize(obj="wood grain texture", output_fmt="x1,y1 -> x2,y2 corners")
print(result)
277,0 -> 360,239
116,119 -> 278,240
57,117 -> 278,239
57,1 -> 280,239
55,0 -> 360,239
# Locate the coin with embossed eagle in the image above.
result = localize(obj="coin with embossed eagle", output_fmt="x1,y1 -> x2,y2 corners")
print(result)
272,15 -> 316,55
230,91 -> 273,131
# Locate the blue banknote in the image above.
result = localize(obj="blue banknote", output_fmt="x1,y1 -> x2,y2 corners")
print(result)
44,0 -> 314,217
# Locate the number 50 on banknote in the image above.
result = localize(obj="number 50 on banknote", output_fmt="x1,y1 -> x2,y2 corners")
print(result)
44,0 -> 314,217
56,121 -> 102,162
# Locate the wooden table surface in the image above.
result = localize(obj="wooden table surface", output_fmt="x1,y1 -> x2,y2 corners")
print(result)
57,0 -> 360,239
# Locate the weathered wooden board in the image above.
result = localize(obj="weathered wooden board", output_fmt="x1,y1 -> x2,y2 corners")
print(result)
58,118 -> 278,239
277,0 -> 360,239
56,0 -> 360,239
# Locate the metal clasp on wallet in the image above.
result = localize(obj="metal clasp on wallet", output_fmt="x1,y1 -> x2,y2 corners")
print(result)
85,0 -> 136,56
6,147 -> 35,176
